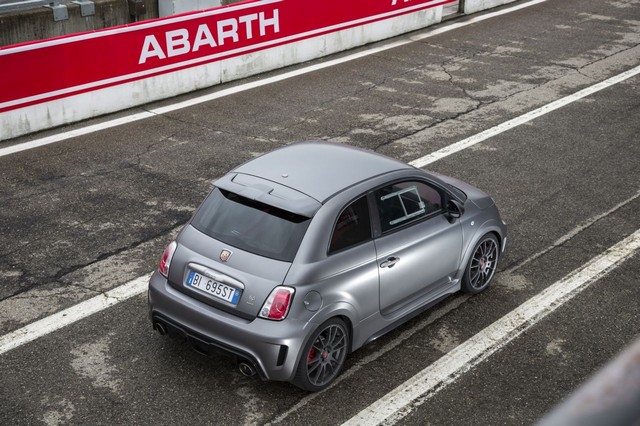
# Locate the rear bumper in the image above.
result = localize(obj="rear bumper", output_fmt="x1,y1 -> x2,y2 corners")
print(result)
150,312 -> 269,379
148,270 -> 313,382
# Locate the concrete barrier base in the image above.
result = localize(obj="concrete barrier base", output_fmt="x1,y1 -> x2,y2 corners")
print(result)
464,0 -> 517,15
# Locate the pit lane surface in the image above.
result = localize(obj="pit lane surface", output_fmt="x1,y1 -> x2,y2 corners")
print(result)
1,0 -> 639,424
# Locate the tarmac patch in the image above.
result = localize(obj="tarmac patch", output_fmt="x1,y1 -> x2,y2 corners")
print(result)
70,334 -> 123,395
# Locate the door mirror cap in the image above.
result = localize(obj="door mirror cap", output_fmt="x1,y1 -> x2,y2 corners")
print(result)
446,199 -> 465,223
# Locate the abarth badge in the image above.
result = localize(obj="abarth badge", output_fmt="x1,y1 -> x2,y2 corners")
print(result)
220,249 -> 232,262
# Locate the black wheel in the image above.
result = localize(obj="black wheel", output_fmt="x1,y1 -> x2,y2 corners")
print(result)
461,234 -> 499,294
292,318 -> 349,392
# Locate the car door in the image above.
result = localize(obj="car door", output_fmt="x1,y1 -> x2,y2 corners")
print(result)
373,180 -> 463,316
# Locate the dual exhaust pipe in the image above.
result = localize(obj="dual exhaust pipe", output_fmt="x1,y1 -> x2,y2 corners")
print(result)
153,320 -> 257,378
238,362 -> 256,377
153,321 -> 168,336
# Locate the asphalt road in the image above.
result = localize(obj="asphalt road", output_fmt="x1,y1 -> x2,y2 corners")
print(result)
1,0 -> 639,424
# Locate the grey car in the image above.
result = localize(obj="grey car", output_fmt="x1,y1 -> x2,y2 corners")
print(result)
148,141 -> 507,391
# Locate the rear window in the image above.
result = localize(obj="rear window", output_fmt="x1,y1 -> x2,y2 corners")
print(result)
191,188 -> 311,262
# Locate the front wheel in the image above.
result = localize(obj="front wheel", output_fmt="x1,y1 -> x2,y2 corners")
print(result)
292,318 -> 349,392
461,234 -> 499,294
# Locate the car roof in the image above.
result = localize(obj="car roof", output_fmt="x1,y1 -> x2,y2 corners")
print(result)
232,141 -> 413,203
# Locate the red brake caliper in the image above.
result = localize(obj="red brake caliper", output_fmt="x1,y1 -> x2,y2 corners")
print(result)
307,348 -> 316,364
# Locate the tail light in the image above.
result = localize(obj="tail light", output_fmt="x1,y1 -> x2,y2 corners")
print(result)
259,287 -> 295,321
158,241 -> 177,278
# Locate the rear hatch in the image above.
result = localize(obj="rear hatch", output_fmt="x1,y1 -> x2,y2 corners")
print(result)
168,226 -> 293,319
166,173 -> 320,320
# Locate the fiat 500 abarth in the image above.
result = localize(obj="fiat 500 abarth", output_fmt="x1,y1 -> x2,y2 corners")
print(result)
148,141 -> 506,391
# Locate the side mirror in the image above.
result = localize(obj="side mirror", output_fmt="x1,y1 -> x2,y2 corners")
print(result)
446,199 -> 465,223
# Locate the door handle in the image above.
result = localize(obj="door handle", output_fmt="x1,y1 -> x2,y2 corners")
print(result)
380,256 -> 400,268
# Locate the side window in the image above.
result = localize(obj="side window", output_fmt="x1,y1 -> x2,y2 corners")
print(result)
375,181 -> 442,233
329,196 -> 372,254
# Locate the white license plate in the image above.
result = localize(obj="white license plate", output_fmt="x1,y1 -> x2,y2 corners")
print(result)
186,271 -> 241,305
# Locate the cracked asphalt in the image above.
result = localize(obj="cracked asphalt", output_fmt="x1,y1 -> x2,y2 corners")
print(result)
1,0 -> 639,424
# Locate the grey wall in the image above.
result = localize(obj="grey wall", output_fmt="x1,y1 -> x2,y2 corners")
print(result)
0,0 -> 159,47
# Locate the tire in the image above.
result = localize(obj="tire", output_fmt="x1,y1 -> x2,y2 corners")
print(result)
461,233 -> 500,294
292,318 -> 349,392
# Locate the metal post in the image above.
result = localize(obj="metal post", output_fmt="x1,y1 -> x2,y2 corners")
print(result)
71,0 -> 95,17
45,1 -> 68,21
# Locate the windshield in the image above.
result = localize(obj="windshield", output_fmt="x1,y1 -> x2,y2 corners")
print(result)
191,188 -> 311,262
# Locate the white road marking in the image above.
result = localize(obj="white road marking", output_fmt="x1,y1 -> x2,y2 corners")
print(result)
0,61 -> 638,356
0,0 -> 551,156
0,274 -> 150,356
269,192 -> 640,424
0,113 -> 155,157
409,65 -> 640,168
0,0 -> 635,375
342,230 -> 640,426
504,190 -> 640,274
268,295 -> 471,425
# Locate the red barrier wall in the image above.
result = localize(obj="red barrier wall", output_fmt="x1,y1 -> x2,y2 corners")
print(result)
0,0 -> 452,140
0,0 -> 452,113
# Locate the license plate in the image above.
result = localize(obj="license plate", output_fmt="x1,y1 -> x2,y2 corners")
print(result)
186,271 -> 241,305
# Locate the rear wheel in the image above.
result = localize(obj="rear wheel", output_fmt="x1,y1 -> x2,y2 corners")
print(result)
461,234 -> 499,294
292,318 -> 349,392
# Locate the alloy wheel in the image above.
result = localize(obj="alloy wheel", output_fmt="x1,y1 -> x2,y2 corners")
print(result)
469,237 -> 498,290
306,323 -> 347,387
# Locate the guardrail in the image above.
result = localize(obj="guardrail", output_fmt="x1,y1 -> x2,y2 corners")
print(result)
0,0 -> 94,20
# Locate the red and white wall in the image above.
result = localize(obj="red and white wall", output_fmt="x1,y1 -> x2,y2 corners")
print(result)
0,0 -> 516,141
0,0 -> 454,140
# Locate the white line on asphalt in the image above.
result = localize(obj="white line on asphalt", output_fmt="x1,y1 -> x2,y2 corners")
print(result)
1,65 -> 638,357
269,189 -> 640,424
268,295 -> 471,425
504,190 -> 640,275
0,0 -> 551,155
342,229 -> 640,426
0,0 -> 637,360
0,274 -> 150,356
0,113 -> 156,157
409,65 -> 640,168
